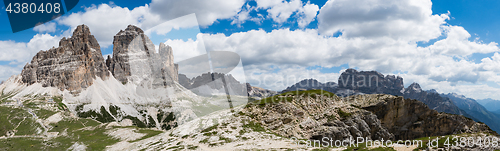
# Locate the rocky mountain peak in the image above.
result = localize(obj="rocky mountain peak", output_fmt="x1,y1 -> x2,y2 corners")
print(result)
21,24 -> 109,94
337,68 -> 403,96
72,24 -> 92,37
406,82 -> 422,93
108,25 -> 178,86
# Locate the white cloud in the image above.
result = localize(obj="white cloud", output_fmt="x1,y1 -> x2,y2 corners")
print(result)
255,0 -> 319,27
429,26 -> 499,56
33,22 -> 57,33
0,65 -> 20,83
149,0 -> 246,26
297,2 -> 319,28
57,4 -> 160,48
0,34 -> 60,64
317,0 -> 448,42
164,33 -> 207,63
245,65 -> 341,90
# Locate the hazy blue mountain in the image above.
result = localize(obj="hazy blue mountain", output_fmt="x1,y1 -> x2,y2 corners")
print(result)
441,93 -> 500,133
477,98 -> 500,112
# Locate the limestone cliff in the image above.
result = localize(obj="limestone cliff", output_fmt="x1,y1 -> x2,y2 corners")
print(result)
108,25 -> 178,86
20,25 -> 109,94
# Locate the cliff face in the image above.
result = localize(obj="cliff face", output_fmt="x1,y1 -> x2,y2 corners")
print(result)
107,25 -> 178,86
355,94 -> 493,140
21,25 -> 109,93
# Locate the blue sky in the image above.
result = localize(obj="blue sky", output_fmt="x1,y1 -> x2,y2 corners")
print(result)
1,0 -> 500,100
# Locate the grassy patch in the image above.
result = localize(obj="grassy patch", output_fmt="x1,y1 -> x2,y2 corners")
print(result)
242,120 -> 265,132
0,106 -> 39,137
248,89 -> 337,107
337,108 -> 352,119
201,124 -> 219,133
0,138 -> 46,150
48,118 -> 118,150
34,109 -> 57,119
131,129 -> 164,142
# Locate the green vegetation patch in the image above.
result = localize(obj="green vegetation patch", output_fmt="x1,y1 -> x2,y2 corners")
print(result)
242,120 -> 265,132
337,108 -> 352,119
34,108 -> 57,119
248,89 -> 337,107
131,129 -> 164,142
48,118 -> 118,150
0,106 -> 40,137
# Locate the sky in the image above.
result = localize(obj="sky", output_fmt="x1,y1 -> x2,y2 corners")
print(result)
1,0 -> 500,101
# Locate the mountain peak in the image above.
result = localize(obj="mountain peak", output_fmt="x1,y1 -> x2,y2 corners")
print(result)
72,24 -> 92,37
406,83 -> 422,93
21,24 -> 109,93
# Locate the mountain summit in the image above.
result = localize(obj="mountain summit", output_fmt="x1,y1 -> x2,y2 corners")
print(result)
21,25 -> 109,94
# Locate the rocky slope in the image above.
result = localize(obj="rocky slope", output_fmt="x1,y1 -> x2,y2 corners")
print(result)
20,25 -> 109,94
242,90 -> 496,141
246,83 -> 277,98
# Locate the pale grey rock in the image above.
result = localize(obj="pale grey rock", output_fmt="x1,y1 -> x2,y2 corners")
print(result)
108,25 -> 178,87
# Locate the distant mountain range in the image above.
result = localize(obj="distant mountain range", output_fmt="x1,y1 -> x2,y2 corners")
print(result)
280,69 -> 500,133
178,73 -> 277,98
477,98 -> 500,114
441,93 -> 500,133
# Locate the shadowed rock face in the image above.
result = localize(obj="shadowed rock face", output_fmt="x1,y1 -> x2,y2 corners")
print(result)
356,94 -> 495,140
21,25 -> 109,93
337,69 -> 404,96
108,25 -> 178,86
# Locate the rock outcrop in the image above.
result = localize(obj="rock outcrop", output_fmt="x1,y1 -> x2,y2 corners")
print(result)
107,25 -> 178,86
337,69 -> 404,96
246,83 -> 277,98
243,92 -> 496,142
354,94 -> 495,140
21,25 -> 109,93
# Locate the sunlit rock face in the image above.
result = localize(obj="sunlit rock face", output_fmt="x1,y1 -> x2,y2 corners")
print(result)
21,24 -> 109,94
108,25 -> 178,87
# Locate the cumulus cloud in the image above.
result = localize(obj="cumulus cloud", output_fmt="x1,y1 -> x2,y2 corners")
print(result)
317,0 -> 448,42
429,26 -> 499,56
33,22 -> 57,33
149,0 -> 246,26
0,65 -> 21,82
255,0 -> 319,27
0,34 -> 60,64
57,4 -> 159,48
